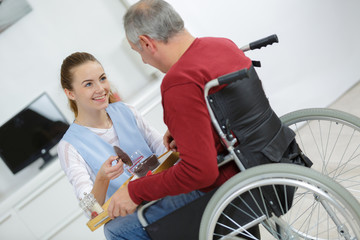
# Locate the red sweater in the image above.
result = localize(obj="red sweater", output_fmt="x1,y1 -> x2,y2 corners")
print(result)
128,37 -> 252,204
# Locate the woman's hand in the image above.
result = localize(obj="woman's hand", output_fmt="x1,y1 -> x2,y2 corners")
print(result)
163,129 -> 177,152
92,156 -> 124,205
98,156 -> 124,181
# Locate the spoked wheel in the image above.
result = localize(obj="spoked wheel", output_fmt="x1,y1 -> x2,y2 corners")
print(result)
199,164 -> 360,240
280,108 -> 360,202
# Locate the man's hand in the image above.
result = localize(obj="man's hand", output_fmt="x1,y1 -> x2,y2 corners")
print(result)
107,185 -> 138,219
163,129 -> 177,152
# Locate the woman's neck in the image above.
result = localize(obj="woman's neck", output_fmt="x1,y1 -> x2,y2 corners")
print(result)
75,110 -> 111,129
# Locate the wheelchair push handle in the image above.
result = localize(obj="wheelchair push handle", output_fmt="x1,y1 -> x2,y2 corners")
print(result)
250,34 -> 278,50
240,34 -> 279,52
218,68 -> 249,85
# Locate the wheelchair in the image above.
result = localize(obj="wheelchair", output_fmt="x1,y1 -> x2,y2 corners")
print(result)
139,35 -> 360,240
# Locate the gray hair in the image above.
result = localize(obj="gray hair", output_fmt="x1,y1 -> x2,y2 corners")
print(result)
123,0 -> 184,48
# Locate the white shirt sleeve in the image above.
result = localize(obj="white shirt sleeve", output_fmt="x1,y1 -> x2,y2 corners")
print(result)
57,140 -> 95,201
126,103 -> 167,157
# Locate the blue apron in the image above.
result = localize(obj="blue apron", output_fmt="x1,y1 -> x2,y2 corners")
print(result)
62,102 -> 153,197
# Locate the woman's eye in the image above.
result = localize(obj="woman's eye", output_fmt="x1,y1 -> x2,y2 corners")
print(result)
85,82 -> 92,87
100,76 -> 107,82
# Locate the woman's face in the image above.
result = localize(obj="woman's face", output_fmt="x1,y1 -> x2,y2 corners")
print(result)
67,61 -> 110,114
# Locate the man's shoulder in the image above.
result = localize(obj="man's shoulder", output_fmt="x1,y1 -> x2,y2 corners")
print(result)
197,37 -> 237,47
160,37 -> 248,93
199,36 -> 234,43
161,65 -> 202,94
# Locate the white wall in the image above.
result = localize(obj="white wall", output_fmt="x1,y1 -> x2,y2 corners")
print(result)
0,0 -> 360,201
0,0 -> 158,125
167,0 -> 360,116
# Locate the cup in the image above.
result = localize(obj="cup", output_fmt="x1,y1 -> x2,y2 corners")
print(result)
133,154 -> 159,177
125,150 -> 144,176
125,150 -> 160,178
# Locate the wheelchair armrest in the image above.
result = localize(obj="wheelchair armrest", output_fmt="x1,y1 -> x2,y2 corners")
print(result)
137,200 -> 160,227
217,153 -> 235,167
218,68 -> 249,85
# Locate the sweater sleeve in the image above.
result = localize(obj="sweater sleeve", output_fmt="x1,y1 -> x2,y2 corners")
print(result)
128,83 -> 219,204
57,140 -> 94,200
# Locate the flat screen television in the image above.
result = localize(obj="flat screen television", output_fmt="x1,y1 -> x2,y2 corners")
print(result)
0,92 -> 69,174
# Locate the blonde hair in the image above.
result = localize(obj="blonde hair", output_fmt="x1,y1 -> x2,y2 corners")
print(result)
60,52 -> 117,117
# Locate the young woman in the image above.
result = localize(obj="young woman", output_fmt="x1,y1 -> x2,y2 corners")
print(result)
57,52 -> 166,205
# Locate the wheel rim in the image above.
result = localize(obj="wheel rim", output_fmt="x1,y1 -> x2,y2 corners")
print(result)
281,109 -> 360,202
201,164 -> 360,240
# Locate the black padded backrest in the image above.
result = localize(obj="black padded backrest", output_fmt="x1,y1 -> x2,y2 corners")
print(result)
207,66 -> 276,145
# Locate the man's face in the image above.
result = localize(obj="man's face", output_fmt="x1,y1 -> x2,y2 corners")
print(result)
128,38 -> 167,73
129,40 -> 150,64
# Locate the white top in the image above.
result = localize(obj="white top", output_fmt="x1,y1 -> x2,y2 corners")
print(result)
57,104 -> 166,200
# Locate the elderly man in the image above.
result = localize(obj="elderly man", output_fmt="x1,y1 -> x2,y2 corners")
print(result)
105,1 -> 310,239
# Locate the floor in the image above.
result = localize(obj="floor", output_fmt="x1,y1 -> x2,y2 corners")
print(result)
328,80 -> 360,116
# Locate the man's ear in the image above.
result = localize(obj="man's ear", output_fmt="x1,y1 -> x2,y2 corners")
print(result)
64,88 -> 75,101
139,35 -> 157,53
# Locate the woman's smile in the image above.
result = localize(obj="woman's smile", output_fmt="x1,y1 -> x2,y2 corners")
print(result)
93,94 -> 108,102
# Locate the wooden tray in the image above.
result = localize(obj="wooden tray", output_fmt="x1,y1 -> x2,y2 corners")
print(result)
87,151 -> 179,231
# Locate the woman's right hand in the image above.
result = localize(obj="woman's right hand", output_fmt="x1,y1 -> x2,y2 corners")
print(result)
98,156 -> 124,181
92,156 -> 124,205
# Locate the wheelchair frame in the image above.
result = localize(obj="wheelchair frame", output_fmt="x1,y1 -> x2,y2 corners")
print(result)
138,35 -> 360,240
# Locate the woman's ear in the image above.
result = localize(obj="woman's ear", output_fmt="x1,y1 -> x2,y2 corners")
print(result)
64,88 -> 75,101
139,35 -> 157,53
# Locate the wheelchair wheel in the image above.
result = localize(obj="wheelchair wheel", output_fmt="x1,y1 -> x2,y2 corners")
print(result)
280,108 -> 360,202
199,164 -> 360,240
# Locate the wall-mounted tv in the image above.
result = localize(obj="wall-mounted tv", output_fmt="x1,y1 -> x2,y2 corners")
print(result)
0,92 -> 69,174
